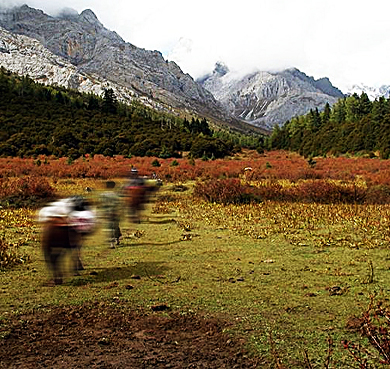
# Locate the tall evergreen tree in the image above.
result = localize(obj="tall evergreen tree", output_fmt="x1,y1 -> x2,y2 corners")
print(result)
321,103 -> 331,126
102,88 -> 118,114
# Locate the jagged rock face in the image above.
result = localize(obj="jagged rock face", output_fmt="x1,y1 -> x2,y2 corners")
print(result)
0,26 -> 146,106
199,64 -> 344,129
0,5 -> 225,120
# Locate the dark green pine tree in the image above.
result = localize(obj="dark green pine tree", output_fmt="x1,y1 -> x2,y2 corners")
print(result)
357,92 -> 372,118
87,93 -> 100,111
321,103 -> 331,126
102,88 -> 118,114
307,108 -> 321,132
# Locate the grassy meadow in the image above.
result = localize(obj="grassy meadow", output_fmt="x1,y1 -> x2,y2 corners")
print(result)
1,174 -> 390,368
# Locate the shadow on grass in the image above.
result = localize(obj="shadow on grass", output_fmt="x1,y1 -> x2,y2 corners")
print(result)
133,214 -> 178,224
143,218 -> 177,224
67,261 -> 169,286
121,215 -> 176,226
120,239 -> 184,248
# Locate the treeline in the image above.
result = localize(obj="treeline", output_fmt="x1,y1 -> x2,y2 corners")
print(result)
267,93 -> 390,158
0,67 -> 251,159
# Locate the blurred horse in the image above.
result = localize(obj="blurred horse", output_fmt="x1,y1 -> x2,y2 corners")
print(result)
39,196 -> 96,285
41,217 -> 80,285
123,176 -> 162,223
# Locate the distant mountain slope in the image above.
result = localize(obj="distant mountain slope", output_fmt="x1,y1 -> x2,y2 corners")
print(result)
0,67 -> 239,160
199,63 -> 344,129
0,5 -> 246,129
0,4 -> 350,133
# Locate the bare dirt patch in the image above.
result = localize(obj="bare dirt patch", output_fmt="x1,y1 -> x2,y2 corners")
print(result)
0,301 -> 260,368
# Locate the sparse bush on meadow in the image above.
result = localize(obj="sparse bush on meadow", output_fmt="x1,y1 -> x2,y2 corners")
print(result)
365,184 -> 390,204
0,237 -> 30,268
251,180 -> 285,201
343,297 -> 390,367
291,180 -> 367,204
0,176 -> 55,207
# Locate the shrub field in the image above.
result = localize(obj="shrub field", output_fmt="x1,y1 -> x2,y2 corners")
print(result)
1,150 -> 390,368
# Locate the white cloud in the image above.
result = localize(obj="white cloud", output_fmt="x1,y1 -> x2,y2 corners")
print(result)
1,0 -> 390,91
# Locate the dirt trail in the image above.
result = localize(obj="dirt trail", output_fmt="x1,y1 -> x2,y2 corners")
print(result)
0,301 -> 260,368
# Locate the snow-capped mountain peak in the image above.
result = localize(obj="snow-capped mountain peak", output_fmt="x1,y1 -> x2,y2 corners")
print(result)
346,83 -> 390,100
198,63 -> 344,129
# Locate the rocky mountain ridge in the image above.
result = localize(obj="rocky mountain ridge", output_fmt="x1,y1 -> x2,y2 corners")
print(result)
0,4 -> 364,132
0,26 -> 140,102
198,63 -> 345,129
0,5 -> 238,128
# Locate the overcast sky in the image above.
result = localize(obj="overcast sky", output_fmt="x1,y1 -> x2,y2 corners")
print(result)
1,0 -> 390,91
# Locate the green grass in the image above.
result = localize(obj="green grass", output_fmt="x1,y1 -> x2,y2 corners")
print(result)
1,180 -> 390,367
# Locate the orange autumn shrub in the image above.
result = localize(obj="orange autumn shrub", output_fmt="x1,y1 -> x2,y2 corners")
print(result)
0,176 -> 55,207
194,178 -> 390,205
193,178 -> 255,204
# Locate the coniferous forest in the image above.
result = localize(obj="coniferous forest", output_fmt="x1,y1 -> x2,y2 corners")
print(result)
267,92 -> 390,158
0,67 -> 264,159
3,65 -> 390,161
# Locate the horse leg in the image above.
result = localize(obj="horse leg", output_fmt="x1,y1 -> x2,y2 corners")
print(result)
42,222 -> 70,285
69,231 -> 84,274
42,244 -> 64,285
51,248 -> 65,285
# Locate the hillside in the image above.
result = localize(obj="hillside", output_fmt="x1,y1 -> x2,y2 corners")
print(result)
267,93 -> 390,159
0,68 -> 247,159
0,4 -> 347,133
0,5 -> 265,135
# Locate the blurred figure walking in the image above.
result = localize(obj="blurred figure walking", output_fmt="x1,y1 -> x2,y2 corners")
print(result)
101,180 -> 122,248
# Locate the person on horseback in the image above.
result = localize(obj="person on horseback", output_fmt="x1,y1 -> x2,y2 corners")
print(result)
122,167 -> 146,223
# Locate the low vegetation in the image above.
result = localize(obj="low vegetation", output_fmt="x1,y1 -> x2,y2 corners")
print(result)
1,152 -> 390,367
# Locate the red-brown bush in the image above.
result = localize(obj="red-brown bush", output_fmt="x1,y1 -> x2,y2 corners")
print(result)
1,151 -> 390,202
0,176 -> 55,207
194,178 -> 390,205
290,180 -> 367,204
193,178 -> 255,204
365,184 -> 390,204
